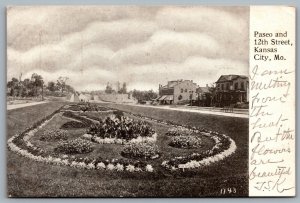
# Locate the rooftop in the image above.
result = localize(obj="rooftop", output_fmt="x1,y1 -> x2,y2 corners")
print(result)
160,79 -> 196,89
216,75 -> 248,83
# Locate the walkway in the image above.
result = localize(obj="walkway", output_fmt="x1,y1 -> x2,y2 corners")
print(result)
95,100 -> 249,118
7,101 -> 49,110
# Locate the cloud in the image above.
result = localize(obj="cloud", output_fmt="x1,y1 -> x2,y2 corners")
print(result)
7,6 -> 159,51
7,6 -> 249,91
113,30 -> 221,66
156,6 -> 249,61
120,56 -> 248,90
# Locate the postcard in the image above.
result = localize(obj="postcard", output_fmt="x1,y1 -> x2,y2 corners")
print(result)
6,5 -> 295,197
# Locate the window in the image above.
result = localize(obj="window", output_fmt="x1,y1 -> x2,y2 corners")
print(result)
185,89 -> 187,92
221,84 -> 224,90
181,89 -> 183,93
241,82 -> 245,90
234,83 -> 238,90
226,83 -> 229,90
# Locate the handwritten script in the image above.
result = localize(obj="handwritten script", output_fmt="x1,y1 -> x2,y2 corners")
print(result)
249,24 -> 295,195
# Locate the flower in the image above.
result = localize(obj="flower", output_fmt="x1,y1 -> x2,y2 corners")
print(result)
71,161 -> 79,168
96,162 -> 106,170
161,161 -> 168,167
61,159 -> 69,165
145,164 -> 154,172
82,134 -> 92,139
87,162 -> 95,169
135,167 -> 142,172
77,162 -> 86,169
126,164 -> 135,172
115,163 -> 124,171
107,163 -> 115,170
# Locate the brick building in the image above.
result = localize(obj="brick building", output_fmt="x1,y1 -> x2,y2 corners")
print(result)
215,75 -> 249,106
158,80 -> 198,104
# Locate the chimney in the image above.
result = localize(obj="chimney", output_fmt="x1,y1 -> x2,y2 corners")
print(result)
206,84 -> 209,87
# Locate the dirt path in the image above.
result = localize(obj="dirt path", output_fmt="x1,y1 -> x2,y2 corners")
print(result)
7,101 -> 49,110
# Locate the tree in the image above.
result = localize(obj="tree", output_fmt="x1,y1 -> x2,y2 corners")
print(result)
132,89 -> 158,101
116,81 -> 121,93
65,84 -> 74,93
120,82 -> 127,94
31,73 -> 44,97
105,82 -> 113,94
56,76 -> 69,93
208,84 -> 217,106
47,81 -> 56,92
7,77 -> 19,96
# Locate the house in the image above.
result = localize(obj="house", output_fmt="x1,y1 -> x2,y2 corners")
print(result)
194,85 -> 211,106
79,93 -> 90,102
215,75 -> 249,106
158,79 -> 198,105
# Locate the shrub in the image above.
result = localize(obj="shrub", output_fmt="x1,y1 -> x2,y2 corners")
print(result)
54,138 -> 93,154
60,121 -> 88,129
87,116 -> 155,140
169,136 -> 202,149
121,142 -> 160,160
113,110 -> 124,119
39,129 -> 68,141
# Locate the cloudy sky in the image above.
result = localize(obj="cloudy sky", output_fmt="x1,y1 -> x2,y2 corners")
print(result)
7,6 -> 249,91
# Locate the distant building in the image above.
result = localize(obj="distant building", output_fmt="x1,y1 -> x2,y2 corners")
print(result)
195,85 -> 211,106
215,75 -> 249,106
158,79 -> 198,104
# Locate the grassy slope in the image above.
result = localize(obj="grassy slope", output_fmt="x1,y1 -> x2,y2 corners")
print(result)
7,102 -> 249,197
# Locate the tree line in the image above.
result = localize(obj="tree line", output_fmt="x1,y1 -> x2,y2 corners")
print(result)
131,89 -> 158,101
105,82 -> 127,94
7,73 -> 74,98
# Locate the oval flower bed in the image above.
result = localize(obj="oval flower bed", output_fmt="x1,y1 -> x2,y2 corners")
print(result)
54,138 -> 93,154
39,129 -> 68,141
169,136 -> 202,149
121,142 -> 160,160
7,104 -> 237,174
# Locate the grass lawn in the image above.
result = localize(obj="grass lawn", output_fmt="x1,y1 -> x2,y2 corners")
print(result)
7,102 -> 249,197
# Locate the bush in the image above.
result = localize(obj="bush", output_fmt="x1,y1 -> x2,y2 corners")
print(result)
113,110 -> 124,119
121,142 -> 160,160
169,136 -> 202,149
39,129 -> 68,141
60,121 -> 88,129
54,138 -> 93,154
87,116 -> 155,140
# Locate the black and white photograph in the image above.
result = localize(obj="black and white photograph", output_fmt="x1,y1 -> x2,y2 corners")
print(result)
6,6 -> 250,197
